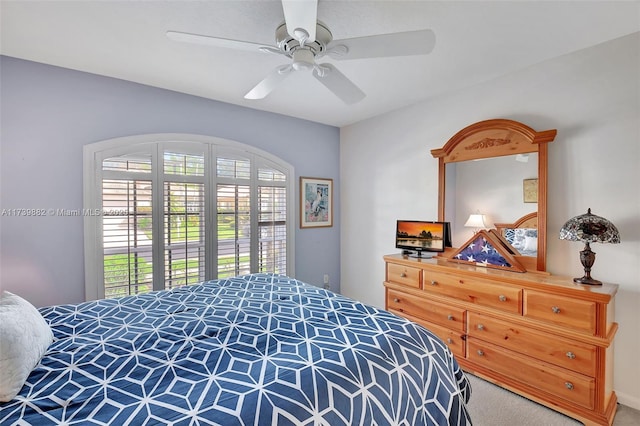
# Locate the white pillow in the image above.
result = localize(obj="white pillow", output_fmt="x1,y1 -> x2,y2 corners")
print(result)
0,291 -> 53,402
523,236 -> 538,252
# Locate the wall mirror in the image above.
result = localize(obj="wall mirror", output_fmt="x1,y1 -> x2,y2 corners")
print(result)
431,119 -> 557,272
445,153 -> 539,248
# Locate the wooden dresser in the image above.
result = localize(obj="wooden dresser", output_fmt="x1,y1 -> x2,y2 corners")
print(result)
384,254 -> 619,426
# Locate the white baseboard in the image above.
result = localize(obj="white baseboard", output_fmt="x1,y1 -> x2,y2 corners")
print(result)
617,391 -> 640,411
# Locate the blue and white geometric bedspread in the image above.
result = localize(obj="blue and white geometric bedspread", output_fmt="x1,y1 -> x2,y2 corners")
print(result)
1,273 -> 472,425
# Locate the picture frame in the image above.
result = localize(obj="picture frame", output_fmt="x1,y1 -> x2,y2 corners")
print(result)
523,178 -> 538,203
300,177 -> 333,228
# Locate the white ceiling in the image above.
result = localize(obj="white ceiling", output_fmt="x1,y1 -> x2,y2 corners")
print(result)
1,1 -> 639,127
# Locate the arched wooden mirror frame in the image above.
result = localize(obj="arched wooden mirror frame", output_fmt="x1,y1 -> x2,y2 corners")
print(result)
431,119 -> 557,272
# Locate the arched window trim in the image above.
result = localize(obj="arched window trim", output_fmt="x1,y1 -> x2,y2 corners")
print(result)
83,133 -> 295,301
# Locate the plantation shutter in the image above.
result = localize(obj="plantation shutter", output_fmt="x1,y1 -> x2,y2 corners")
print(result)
216,155 -> 251,277
258,166 -> 287,274
163,151 -> 206,289
86,135 -> 294,300
101,153 -> 153,298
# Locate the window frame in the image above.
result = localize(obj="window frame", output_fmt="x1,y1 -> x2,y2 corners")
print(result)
83,133 -> 295,301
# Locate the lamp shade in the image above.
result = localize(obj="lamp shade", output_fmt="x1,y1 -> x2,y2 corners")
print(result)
464,214 -> 488,229
559,208 -> 620,244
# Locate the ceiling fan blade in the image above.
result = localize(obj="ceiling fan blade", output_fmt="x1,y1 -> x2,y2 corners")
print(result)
245,65 -> 293,100
281,0 -> 317,43
327,29 -> 436,60
313,64 -> 365,105
166,30 -> 269,53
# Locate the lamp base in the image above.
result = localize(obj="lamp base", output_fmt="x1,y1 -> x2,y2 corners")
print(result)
573,276 -> 603,286
574,241 -> 603,285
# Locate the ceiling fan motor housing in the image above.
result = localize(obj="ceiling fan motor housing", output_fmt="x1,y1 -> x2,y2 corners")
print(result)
275,21 -> 332,58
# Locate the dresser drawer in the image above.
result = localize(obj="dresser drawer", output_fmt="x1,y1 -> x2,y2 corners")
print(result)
468,339 -> 595,409
468,312 -> 596,376
387,263 -> 421,288
387,289 -> 465,332
416,320 -> 466,359
524,290 -> 597,334
422,270 -> 522,314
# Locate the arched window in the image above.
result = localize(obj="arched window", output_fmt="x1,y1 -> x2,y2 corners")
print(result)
83,134 -> 294,300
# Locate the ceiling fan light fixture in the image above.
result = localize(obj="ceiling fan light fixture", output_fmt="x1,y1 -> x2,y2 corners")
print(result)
292,48 -> 315,71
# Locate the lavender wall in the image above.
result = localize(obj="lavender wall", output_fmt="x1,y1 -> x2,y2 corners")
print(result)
0,56 -> 340,307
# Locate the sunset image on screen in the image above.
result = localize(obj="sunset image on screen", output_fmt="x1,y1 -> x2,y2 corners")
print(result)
396,221 -> 445,252
397,222 -> 443,238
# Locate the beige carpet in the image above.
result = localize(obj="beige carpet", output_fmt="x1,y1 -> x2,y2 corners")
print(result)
464,373 -> 640,426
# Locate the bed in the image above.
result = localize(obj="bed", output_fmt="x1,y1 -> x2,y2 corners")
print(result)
1,273 -> 472,425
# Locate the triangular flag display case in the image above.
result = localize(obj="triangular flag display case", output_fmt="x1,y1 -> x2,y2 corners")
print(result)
447,229 -> 526,272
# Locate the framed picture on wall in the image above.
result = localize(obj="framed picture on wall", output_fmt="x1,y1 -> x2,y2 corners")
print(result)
523,178 -> 538,203
300,177 -> 333,228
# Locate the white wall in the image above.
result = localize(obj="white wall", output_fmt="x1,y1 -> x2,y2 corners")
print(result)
340,33 -> 640,409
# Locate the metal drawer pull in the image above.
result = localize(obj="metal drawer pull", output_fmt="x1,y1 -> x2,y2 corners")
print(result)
430,280 -> 437,286
498,295 -> 507,302
565,382 -> 574,390
477,324 -> 485,330
393,298 -> 400,303
447,314 -> 454,321
447,338 -> 453,344
400,272 -> 407,278
566,351 -> 576,359
477,350 -> 484,356
551,306 -> 561,314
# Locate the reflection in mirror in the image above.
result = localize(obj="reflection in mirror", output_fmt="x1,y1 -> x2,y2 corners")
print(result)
446,153 -> 538,248
494,212 -> 539,258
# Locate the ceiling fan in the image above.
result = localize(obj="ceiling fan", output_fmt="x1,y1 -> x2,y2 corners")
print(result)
167,0 -> 435,104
